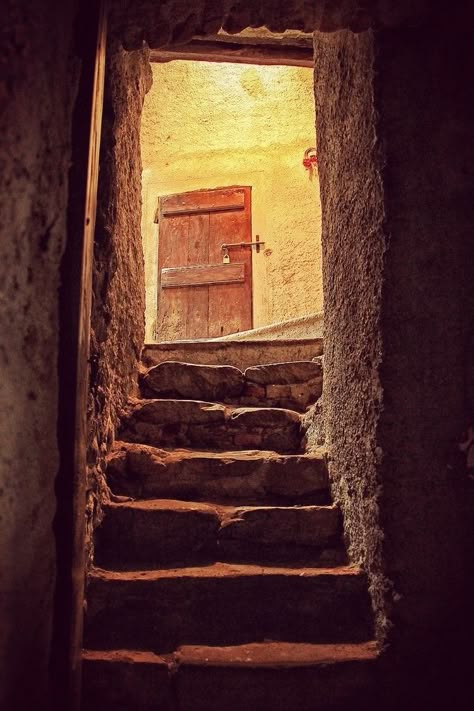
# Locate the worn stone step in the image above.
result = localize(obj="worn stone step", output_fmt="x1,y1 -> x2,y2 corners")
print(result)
119,399 -> 303,453
81,649 -> 173,711
244,359 -> 322,385
141,361 -> 245,401
85,564 -> 373,652
94,499 -> 343,569
82,642 -> 378,711
107,443 -> 330,504
142,338 -> 323,371
140,359 -> 323,411
174,641 -> 379,711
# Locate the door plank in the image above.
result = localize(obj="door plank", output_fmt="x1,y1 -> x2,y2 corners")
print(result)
162,263 -> 245,288
186,213 -> 209,338
157,214 -> 189,340
208,187 -> 252,337
161,186 -> 245,216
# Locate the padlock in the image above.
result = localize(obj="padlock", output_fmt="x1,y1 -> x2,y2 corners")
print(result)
222,248 -> 230,264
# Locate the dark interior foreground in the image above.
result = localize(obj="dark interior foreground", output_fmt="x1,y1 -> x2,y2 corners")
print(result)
1,1 -> 474,709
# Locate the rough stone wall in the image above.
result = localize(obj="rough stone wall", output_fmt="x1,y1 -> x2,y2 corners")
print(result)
312,29 -> 387,629
0,1 -> 78,707
87,39 -> 152,553
112,0 -> 430,49
374,18 -> 474,677
314,17 -> 474,705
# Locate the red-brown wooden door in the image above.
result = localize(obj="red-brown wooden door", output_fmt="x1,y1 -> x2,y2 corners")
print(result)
156,186 -> 253,340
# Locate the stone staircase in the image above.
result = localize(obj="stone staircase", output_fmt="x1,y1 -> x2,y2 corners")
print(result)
82,339 -> 378,711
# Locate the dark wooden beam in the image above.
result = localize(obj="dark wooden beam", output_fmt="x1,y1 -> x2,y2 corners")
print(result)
52,1 -> 107,709
150,40 -> 313,67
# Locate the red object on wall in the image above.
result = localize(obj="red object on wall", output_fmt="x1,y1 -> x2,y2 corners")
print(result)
303,147 -> 317,169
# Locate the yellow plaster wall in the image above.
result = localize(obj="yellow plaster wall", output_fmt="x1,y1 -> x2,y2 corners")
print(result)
141,60 -> 322,341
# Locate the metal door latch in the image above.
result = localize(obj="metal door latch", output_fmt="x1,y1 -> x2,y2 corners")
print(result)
221,234 -> 265,255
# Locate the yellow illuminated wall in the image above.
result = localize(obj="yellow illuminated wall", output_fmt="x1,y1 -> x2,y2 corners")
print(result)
141,60 -> 322,341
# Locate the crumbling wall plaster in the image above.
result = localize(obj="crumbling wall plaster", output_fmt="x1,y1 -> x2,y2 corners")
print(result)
87,40 -> 152,550
141,60 -> 321,341
0,1 -> 78,707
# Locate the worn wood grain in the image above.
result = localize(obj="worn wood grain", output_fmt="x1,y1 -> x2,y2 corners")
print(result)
160,186 -> 245,216
208,187 -> 252,338
162,263 -> 245,288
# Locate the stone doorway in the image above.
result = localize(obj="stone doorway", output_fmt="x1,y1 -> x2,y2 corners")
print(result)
139,33 -> 323,342
49,4 -> 474,710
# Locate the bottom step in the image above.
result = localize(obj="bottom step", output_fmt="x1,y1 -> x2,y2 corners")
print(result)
82,642 -> 378,711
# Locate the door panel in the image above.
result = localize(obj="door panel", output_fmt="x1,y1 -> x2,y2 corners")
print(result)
187,213 -> 209,338
157,213 -> 190,339
156,187 -> 252,340
208,195 -> 252,338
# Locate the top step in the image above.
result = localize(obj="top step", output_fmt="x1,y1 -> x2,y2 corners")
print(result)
143,338 -> 323,371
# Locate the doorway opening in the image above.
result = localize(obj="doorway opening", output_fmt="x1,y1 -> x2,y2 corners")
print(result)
140,33 -> 323,342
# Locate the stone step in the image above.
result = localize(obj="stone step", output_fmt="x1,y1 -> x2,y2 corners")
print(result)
84,564 -> 373,652
82,642 -> 378,711
245,359 -> 322,385
82,650 -> 172,711
141,359 -> 323,412
94,499 -> 343,569
142,337 -> 323,371
141,361 -> 245,402
173,641 -> 378,711
107,443 -> 330,505
119,399 -> 303,453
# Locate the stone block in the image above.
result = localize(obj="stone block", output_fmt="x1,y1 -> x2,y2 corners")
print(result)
174,642 -> 378,711
143,361 -> 244,401
106,443 -> 330,504
82,650 -> 173,711
244,361 -> 322,385
85,565 -> 373,651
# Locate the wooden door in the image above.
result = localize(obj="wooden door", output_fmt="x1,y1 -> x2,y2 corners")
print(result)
156,186 -> 253,340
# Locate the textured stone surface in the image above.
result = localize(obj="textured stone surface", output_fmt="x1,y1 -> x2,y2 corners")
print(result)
120,400 -> 303,453
94,500 -> 340,568
142,338 -> 323,371
313,20 -> 474,704
245,360 -> 322,385
82,649 -> 173,711
85,564 -> 373,651
373,22 -> 474,675
312,28 -> 387,639
175,642 -> 378,711
142,361 -> 245,400
263,378 -> 322,411
112,0 -> 431,51
107,443 -> 330,503
86,40 -> 152,553
214,312 -> 324,341
82,642 -> 378,711
142,360 -> 322,411
219,503 -> 340,546
0,1 -> 78,707
95,500 -> 221,567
